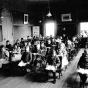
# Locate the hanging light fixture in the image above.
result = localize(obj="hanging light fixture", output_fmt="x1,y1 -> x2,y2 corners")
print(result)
46,0 -> 52,17
1,0 -> 10,19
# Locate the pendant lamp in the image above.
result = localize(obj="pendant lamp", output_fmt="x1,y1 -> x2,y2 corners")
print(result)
46,0 -> 52,17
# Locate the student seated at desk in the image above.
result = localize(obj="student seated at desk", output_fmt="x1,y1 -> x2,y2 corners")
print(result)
11,44 -> 21,62
77,49 -> 88,87
0,45 -> 9,68
39,41 -> 47,55
45,48 -> 60,84
6,40 -> 12,51
14,39 -> 20,47
51,38 -> 56,45
40,41 -> 46,49
18,46 -> 32,74
26,41 -> 32,52
46,39 -> 52,47
20,38 -> 25,48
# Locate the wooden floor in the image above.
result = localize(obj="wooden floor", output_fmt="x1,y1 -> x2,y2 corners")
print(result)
0,49 -> 84,88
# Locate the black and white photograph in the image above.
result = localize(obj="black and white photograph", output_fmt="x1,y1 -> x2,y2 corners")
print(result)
0,0 -> 88,88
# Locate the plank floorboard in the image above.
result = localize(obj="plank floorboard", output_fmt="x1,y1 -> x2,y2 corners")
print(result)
0,49 -> 84,88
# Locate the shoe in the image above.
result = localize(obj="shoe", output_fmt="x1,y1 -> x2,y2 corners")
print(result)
53,80 -> 56,84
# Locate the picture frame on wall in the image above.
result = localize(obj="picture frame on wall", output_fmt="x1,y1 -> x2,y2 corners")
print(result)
61,13 -> 72,22
33,26 -> 40,37
24,14 -> 28,24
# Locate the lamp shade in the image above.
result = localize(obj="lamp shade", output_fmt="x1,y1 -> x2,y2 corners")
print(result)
46,11 -> 52,17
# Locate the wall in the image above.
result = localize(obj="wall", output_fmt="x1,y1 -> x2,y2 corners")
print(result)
13,25 -> 31,41
12,11 -> 33,43
1,9 -> 13,45
0,9 -> 33,45
56,23 -> 77,38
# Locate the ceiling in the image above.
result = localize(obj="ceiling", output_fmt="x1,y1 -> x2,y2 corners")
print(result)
0,0 -> 88,13
0,0 -> 88,24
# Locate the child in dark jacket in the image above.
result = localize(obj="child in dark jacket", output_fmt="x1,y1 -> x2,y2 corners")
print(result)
18,46 -> 32,75
77,49 -> 88,87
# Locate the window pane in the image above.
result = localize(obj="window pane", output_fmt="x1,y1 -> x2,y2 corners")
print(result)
46,22 -> 55,37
